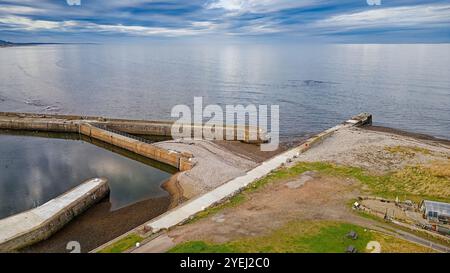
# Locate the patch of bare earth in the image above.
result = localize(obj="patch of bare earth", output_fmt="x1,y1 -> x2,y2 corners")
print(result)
167,172 -> 374,245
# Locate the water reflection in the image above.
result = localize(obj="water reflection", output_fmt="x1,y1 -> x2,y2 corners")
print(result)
0,130 -> 175,219
0,44 -> 449,139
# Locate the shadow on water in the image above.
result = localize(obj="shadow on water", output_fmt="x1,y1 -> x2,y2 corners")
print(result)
0,129 -> 177,174
0,130 -> 178,253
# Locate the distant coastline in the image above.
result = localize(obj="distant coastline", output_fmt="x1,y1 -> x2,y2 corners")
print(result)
0,40 -> 14,47
0,40 -> 96,47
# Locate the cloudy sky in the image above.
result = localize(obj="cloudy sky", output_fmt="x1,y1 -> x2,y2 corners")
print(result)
0,0 -> 449,43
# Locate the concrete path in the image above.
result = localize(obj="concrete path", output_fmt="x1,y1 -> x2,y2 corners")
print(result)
131,234 -> 175,253
389,220 -> 450,253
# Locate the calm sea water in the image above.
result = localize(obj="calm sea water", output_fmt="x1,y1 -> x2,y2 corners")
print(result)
0,44 -> 449,219
0,44 -> 449,139
0,132 -> 173,219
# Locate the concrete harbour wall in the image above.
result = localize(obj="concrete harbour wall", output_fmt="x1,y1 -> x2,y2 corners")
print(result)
0,112 -> 265,143
0,178 -> 109,252
79,123 -> 193,170
0,112 -> 269,171
0,112 -> 195,171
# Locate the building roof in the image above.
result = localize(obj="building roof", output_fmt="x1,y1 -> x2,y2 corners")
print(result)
423,200 -> 450,217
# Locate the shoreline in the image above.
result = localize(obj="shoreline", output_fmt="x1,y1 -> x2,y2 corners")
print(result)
2,117 -> 448,252
364,125 -> 450,146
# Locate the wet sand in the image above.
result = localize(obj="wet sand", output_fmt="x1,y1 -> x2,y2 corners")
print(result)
213,134 -> 312,163
364,125 -> 450,146
22,195 -> 171,253
161,173 -> 188,209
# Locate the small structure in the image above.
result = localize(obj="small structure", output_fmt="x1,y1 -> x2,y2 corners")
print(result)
420,200 -> 450,224
346,231 -> 358,240
346,245 -> 358,253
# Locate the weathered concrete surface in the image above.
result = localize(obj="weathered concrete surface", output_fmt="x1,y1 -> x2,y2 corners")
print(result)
0,178 -> 109,252
0,112 -> 195,171
92,113 -> 372,253
0,111 -> 269,171
0,115 -> 79,133
0,112 -> 266,143
79,123 -> 192,170
156,140 -> 258,199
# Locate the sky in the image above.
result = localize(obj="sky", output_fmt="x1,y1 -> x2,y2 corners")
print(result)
0,0 -> 449,43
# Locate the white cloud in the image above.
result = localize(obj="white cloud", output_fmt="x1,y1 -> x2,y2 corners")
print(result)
0,16 -> 60,30
66,0 -> 81,6
0,15 -> 217,36
314,4 -> 450,30
206,0 -> 316,14
1,1 -> 448,39
0,5 -> 43,15
89,24 -> 198,36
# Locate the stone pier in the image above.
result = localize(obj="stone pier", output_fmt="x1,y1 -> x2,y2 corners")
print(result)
0,178 -> 109,252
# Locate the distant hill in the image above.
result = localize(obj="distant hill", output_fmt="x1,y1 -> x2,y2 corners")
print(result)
0,40 -> 14,47
0,40 -> 95,47
0,40 -> 60,47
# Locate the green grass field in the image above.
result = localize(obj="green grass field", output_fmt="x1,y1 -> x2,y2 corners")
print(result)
284,161 -> 450,203
189,160 -> 449,226
98,234 -> 143,253
168,221 -> 431,253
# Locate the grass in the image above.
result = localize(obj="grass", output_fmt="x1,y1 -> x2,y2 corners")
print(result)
427,161 -> 450,177
177,160 -> 448,253
390,164 -> 450,201
372,232 -> 435,253
289,161 -> 450,203
99,148 -> 449,253
168,221 -> 432,253
98,233 -> 143,253
188,194 -> 246,223
190,160 -> 450,224
385,145 -> 432,158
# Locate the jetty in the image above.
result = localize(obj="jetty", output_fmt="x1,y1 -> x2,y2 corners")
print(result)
0,178 -> 109,252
